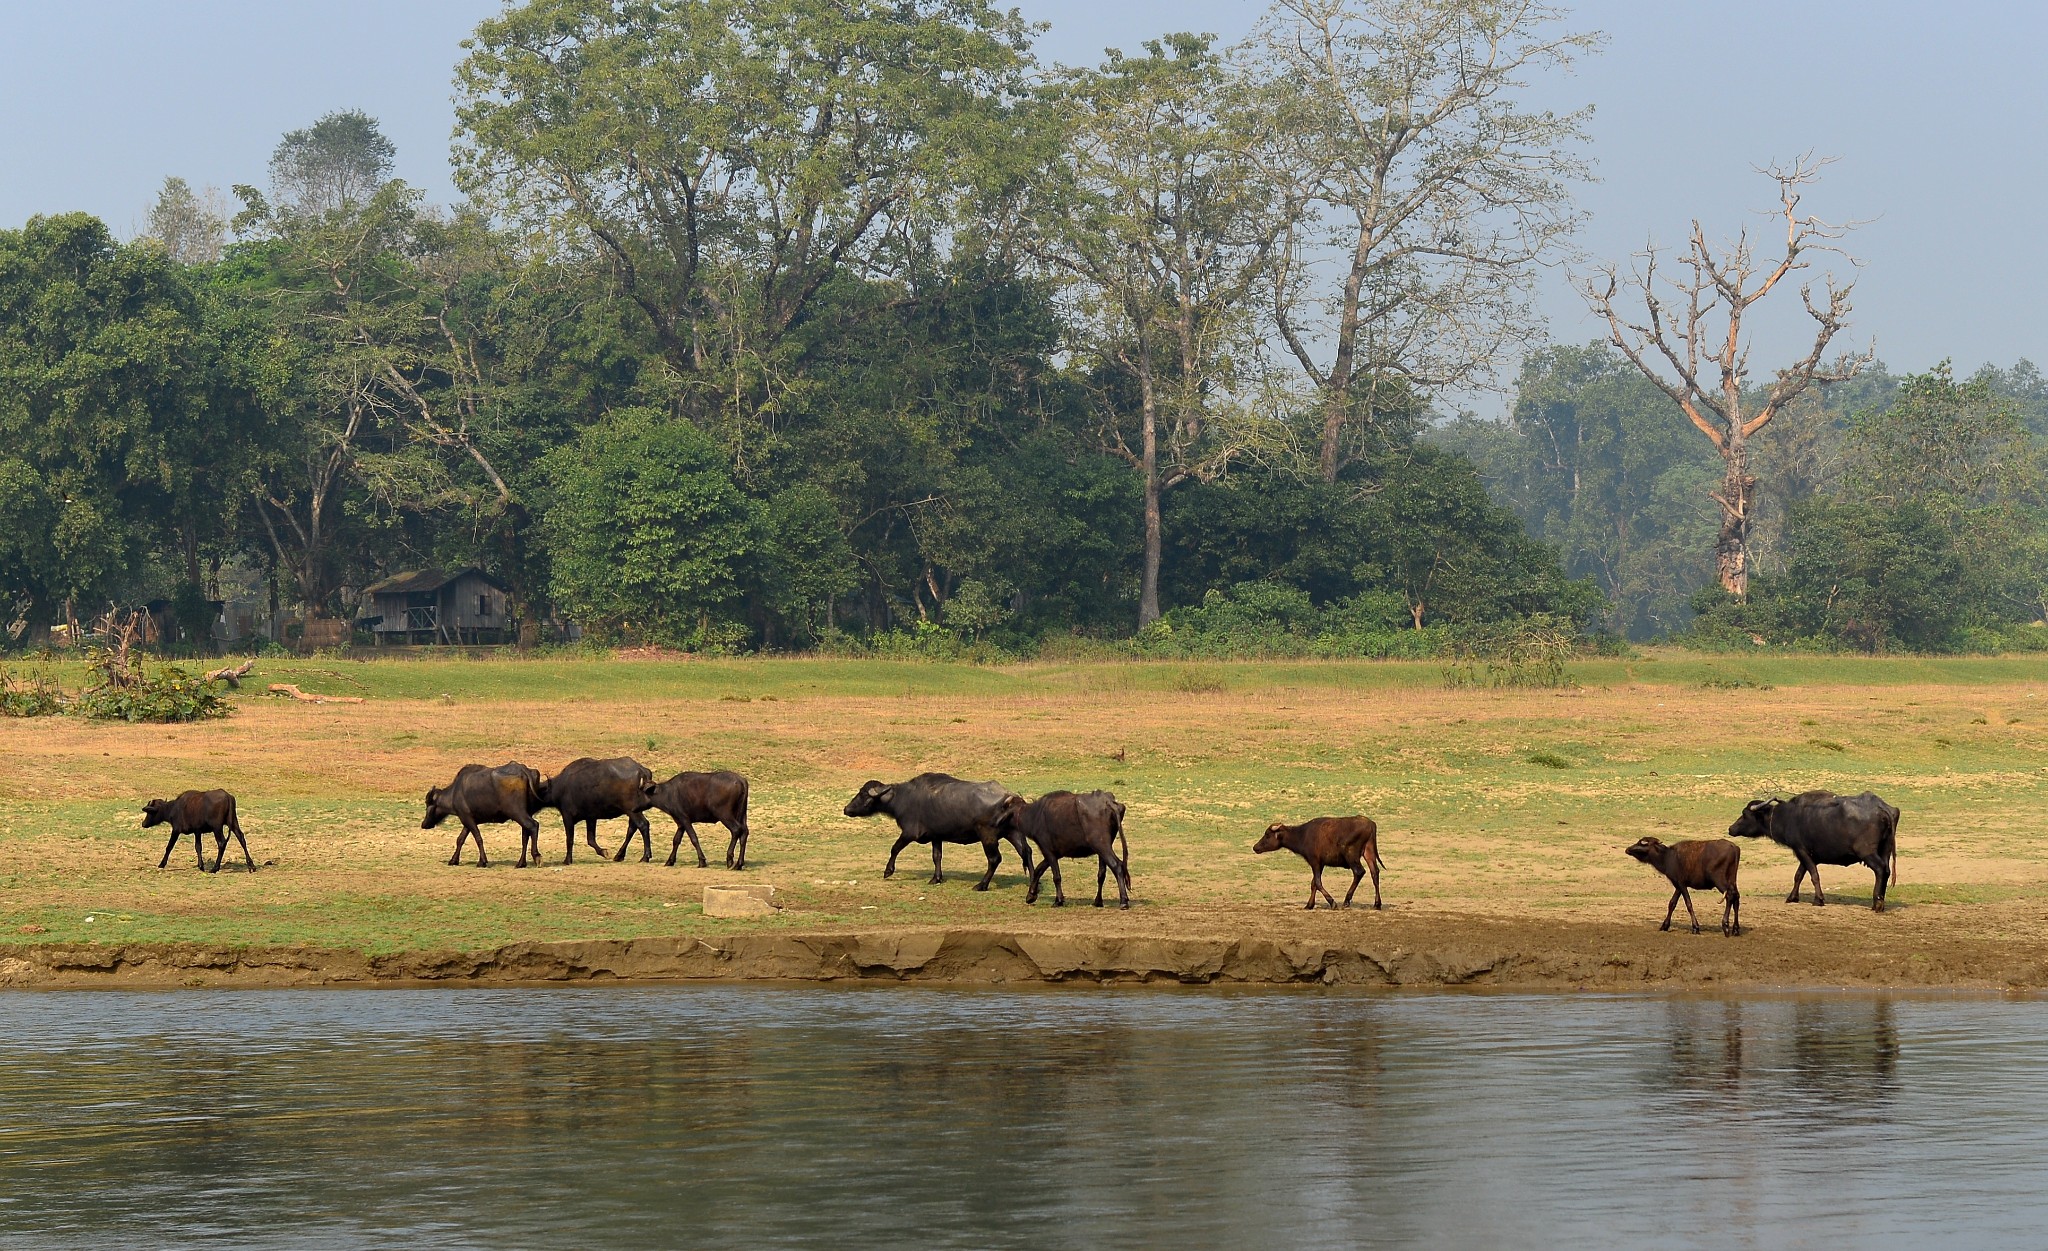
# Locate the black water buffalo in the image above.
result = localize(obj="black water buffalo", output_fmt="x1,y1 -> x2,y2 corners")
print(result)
538,757 -> 655,864
1625,836 -> 1742,936
425,762 -> 545,868
843,773 -> 1033,889
1728,790 -> 1899,911
617,770 -> 752,869
1004,790 -> 1131,909
1253,815 -> 1383,910
144,789 -> 254,873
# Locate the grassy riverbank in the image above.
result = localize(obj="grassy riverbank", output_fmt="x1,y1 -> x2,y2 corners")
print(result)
0,651 -> 2043,986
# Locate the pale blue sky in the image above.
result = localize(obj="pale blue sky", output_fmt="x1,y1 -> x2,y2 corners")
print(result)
2,0 -> 2041,390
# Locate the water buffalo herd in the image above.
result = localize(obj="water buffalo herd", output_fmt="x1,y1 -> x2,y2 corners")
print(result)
140,762 -> 1903,930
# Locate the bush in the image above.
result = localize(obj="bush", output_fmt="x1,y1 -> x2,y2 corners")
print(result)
72,648 -> 229,723
1130,583 -> 1445,660
1441,616 -> 1579,689
0,669 -> 63,717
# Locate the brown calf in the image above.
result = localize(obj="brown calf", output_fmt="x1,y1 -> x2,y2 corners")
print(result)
143,789 -> 254,873
619,770 -> 752,869
1625,836 -> 1742,936
1253,816 -> 1383,910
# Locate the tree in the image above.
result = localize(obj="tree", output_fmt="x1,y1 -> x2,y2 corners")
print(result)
1244,0 -> 1596,481
1844,362 -> 2046,624
455,0 -> 1036,448
1580,157 -> 1874,596
0,214 -> 221,641
541,408 -> 758,646
144,177 -> 226,265
1038,35 -> 1281,625
1437,343 -> 1721,637
267,110 -> 396,217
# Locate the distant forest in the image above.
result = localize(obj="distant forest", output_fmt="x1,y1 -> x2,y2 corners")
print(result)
3,0 -> 2043,656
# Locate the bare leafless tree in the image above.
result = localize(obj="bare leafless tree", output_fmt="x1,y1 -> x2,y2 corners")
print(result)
1579,156 -> 1874,596
1243,0 -> 1597,482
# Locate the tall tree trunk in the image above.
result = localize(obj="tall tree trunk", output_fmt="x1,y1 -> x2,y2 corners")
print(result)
1138,361 -> 1163,627
1715,441 -> 1757,597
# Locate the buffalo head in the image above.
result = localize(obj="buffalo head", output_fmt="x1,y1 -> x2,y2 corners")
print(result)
1727,798 -> 1780,841
1624,836 -> 1667,865
1252,821 -> 1290,855
422,787 -> 451,830
843,780 -> 894,818
140,799 -> 171,828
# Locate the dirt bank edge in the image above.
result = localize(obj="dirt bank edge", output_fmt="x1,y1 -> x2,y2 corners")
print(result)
4,918 -> 2044,991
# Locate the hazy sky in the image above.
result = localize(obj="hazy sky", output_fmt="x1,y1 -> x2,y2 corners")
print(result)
3,0 -> 2042,393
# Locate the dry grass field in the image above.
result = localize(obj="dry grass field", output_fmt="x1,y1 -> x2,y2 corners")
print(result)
1,650 -> 2044,986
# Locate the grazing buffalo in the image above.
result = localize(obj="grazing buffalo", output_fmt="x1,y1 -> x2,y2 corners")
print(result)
618,770 -> 752,869
538,757 -> 655,864
843,773 -> 1034,889
1727,790 -> 1900,910
1254,816 -> 1383,910
1625,837 -> 1742,936
425,762 -> 545,868
1004,790 -> 1132,909
144,789 -> 254,873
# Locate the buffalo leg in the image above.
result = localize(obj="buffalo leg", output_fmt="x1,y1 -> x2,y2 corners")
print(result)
972,839 -> 1001,892
1047,854 -> 1065,905
1367,853 -> 1383,909
929,840 -> 947,886
1805,859 -> 1826,906
1679,886 -> 1702,934
1869,859 -> 1888,913
612,820 -> 648,863
562,817 -> 577,864
671,820 -> 707,869
1723,887 -> 1741,936
1005,827 -> 1035,879
1343,863 -> 1366,908
514,817 -> 537,868
229,828 -> 257,871
208,828 -> 225,874
585,818 -> 609,860
725,821 -> 749,871
158,831 -> 182,869
1661,886 -> 1682,931
883,832 -> 915,878
192,831 -> 208,871
1309,865 -> 1337,910
449,827 -> 467,866
1026,855 -> 1050,904
1785,860 -> 1804,902
1102,852 -> 1131,909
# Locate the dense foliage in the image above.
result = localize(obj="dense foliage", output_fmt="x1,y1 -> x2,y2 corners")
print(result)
3,2 -> 2039,657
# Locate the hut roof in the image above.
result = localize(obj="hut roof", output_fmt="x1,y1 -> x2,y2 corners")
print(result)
361,567 -> 507,596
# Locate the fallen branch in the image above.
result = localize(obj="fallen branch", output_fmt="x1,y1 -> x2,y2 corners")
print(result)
206,660 -> 257,688
266,683 -> 365,705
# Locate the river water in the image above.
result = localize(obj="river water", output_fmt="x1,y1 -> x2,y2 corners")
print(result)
0,987 -> 2040,1248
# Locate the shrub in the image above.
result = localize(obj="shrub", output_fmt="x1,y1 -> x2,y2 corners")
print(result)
0,669 -> 63,717
72,647 -> 229,723
1441,616 -> 1578,689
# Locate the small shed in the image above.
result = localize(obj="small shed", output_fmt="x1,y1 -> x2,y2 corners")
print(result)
360,568 -> 511,645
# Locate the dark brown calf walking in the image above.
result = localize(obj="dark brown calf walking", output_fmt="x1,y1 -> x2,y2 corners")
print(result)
144,789 -> 253,873
1625,836 -> 1742,936
1253,816 -> 1384,910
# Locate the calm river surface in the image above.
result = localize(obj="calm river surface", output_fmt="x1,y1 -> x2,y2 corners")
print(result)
0,987 -> 2042,1248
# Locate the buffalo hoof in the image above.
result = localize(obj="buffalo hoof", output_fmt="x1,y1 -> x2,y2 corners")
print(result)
972,882 -> 991,892
447,856 -> 461,866
1304,902 -> 1316,911
1814,898 -> 1826,907
1373,902 -> 1383,911
1092,899 -> 1103,909
882,866 -> 896,879
1658,922 -> 1672,932
1873,902 -> 1886,913
1118,901 -> 1130,911
1051,897 -> 1064,907
1785,894 -> 1801,903
1025,894 -> 1038,905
